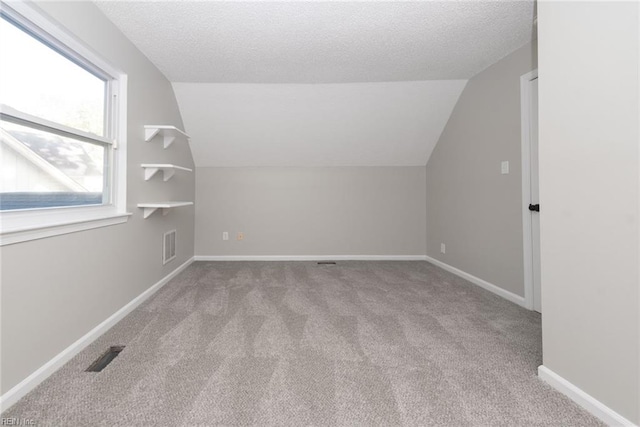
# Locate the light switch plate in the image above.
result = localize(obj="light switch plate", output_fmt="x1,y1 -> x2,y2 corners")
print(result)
501,161 -> 510,174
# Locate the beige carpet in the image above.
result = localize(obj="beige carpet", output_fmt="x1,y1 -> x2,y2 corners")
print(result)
3,261 -> 602,426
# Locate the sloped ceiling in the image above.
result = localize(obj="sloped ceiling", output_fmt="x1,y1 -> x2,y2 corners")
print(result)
95,1 -> 534,167
173,81 -> 467,167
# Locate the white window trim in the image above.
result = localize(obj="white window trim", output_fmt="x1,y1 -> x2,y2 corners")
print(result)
0,0 -> 130,246
1,105 -> 116,146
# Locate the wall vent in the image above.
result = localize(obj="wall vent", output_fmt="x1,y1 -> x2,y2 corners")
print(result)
163,229 -> 177,264
86,346 -> 125,372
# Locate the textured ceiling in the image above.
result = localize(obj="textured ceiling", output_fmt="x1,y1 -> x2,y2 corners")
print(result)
95,1 -> 534,84
94,1 -> 531,167
173,81 -> 467,167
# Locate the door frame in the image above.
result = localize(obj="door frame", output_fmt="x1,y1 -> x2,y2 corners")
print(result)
520,69 -> 538,311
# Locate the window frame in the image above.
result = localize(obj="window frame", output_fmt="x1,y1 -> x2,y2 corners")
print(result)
0,0 -> 130,246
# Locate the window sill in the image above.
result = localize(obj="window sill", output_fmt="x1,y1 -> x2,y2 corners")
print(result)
0,208 -> 132,246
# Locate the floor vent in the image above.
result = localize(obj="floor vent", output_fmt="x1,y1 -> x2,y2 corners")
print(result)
86,346 -> 125,372
317,261 -> 337,265
163,229 -> 177,264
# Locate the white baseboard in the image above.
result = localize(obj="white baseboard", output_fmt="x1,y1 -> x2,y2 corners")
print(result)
424,255 -> 526,307
0,256 -> 195,412
538,366 -> 637,426
195,255 -> 428,261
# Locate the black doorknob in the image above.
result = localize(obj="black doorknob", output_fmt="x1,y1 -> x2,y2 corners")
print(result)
529,204 -> 540,212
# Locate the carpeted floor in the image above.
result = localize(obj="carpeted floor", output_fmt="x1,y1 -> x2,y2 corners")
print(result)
3,261 -> 602,426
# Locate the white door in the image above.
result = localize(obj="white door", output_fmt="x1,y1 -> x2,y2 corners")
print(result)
529,77 -> 541,313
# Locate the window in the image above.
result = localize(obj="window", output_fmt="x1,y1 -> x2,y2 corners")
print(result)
0,1 -> 129,245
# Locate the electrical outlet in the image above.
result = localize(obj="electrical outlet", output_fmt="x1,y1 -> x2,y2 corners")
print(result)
237,232 -> 244,241
440,243 -> 446,254
222,232 -> 229,241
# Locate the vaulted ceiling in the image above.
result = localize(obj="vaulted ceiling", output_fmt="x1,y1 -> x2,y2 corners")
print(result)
95,1 -> 534,166
173,81 -> 467,167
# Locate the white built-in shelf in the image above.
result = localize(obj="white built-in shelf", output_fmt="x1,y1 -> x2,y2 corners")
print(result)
141,164 -> 193,181
144,125 -> 190,149
137,202 -> 193,219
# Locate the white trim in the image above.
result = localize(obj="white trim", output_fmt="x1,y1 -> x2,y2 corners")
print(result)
194,255 -> 428,261
520,69 -> 538,311
636,19 -> 640,425
112,74 -> 127,210
0,211 -> 131,246
0,1 -> 129,234
1,1 -> 123,80
0,256 -> 195,412
425,255 -> 526,307
0,105 -> 114,146
538,366 -> 637,427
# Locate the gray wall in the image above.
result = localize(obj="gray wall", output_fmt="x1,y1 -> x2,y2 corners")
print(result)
0,2 -> 195,394
195,167 -> 426,256
538,2 -> 639,423
425,42 -> 537,297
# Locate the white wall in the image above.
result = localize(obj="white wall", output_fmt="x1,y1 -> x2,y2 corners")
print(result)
426,42 -> 537,297
172,81 -> 466,167
538,1 -> 639,423
195,167 -> 426,257
0,2 -> 195,395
